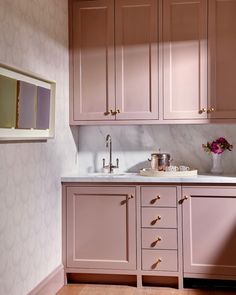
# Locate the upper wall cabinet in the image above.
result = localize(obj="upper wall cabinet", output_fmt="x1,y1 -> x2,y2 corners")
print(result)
0,64 -> 55,140
69,0 -> 236,124
163,0 -> 208,120
115,0 -> 159,120
69,0 -> 159,124
208,0 -> 236,119
70,0 -> 115,121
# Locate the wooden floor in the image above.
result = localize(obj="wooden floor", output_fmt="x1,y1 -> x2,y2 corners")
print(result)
57,284 -> 236,295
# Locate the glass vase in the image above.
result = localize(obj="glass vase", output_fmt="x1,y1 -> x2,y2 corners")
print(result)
211,153 -> 223,174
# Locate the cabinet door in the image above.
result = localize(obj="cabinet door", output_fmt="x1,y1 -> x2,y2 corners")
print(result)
208,0 -> 236,119
66,186 -> 136,270
182,187 -> 236,277
115,0 -> 159,120
163,0 -> 208,120
70,0 -> 115,121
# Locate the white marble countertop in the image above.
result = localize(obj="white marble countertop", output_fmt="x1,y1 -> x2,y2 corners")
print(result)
61,173 -> 236,184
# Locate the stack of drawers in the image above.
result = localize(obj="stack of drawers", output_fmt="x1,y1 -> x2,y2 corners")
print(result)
141,186 -> 178,272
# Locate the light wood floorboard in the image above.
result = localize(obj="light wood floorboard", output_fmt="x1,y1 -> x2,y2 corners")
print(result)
57,284 -> 236,295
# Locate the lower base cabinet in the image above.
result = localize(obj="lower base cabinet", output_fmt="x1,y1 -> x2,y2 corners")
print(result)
62,183 -> 236,288
65,186 -> 137,270
182,186 -> 236,279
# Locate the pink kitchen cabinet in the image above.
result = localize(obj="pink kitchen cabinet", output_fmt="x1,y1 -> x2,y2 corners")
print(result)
208,0 -> 236,119
115,0 -> 159,120
66,186 -> 136,270
163,0 -> 208,120
69,0 -> 159,124
182,186 -> 236,279
69,0 -> 115,122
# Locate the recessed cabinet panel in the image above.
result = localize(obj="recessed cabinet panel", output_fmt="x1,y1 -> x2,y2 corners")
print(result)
208,0 -> 236,119
115,0 -> 159,120
66,186 -> 136,270
163,0 -> 208,120
72,0 -> 115,121
182,187 -> 236,277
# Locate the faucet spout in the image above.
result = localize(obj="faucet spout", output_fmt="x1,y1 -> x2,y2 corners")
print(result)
102,134 -> 119,173
106,134 -> 112,173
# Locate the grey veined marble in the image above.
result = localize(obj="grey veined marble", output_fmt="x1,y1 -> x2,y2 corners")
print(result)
77,124 -> 236,174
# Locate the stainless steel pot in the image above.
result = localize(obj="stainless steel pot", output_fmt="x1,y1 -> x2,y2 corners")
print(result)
148,153 -> 171,171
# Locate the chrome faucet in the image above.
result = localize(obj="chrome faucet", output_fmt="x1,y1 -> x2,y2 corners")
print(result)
102,134 -> 119,173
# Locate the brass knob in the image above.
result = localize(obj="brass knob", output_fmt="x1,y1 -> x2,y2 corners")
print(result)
156,237 -> 162,242
207,107 -> 215,113
157,215 -> 161,220
199,108 -> 207,114
116,109 -> 120,114
110,109 -> 117,115
157,258 -> 162,263
128,195 -> 134,200
104,111 -> 111,116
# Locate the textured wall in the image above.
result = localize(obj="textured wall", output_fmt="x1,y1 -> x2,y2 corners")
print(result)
0,1 -> 78,294
78,125 -> 236,174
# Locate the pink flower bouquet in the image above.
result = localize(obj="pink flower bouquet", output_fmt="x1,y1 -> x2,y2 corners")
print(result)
202,137 -> 233,154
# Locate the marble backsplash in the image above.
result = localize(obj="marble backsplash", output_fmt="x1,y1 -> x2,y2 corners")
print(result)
77,124 -> 236,174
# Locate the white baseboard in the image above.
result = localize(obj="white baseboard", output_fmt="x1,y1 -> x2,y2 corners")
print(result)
28,264 -> 65,295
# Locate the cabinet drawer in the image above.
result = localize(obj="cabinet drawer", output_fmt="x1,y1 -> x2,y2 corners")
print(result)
142,208 -> 177,228
141,187 -> 176,207
142,249 -> 178,272
142,228 -> 177,250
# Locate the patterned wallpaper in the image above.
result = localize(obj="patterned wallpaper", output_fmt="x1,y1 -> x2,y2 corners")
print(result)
0,1 -> 78,294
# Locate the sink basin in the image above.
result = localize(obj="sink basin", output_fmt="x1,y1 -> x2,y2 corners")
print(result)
88,172 -> 137,177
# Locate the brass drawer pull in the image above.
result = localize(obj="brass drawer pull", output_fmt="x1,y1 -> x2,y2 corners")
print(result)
151,215 -> 161,225
151,258 -> 162,269
150,236 -> 162,247
150,195 -> 161,204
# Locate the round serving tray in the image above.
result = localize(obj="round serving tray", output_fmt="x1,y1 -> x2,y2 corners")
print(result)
140,168 -> 198,177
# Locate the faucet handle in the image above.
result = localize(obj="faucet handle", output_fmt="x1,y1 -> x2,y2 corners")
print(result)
102,158 -> 106,168
116,158 -> 119,168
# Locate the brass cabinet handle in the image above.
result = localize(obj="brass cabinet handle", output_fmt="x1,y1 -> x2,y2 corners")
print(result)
150,195 -> 161,204
179,195 -> 189,204
150,236 -> 162,247
151,258 -> 162,269
128,195 -> 134,200
207,107 -> 215,113
104,110 -> 111,116
151,215 -> 161,225
199,108 -> 207,114
116,109 -> 120,114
